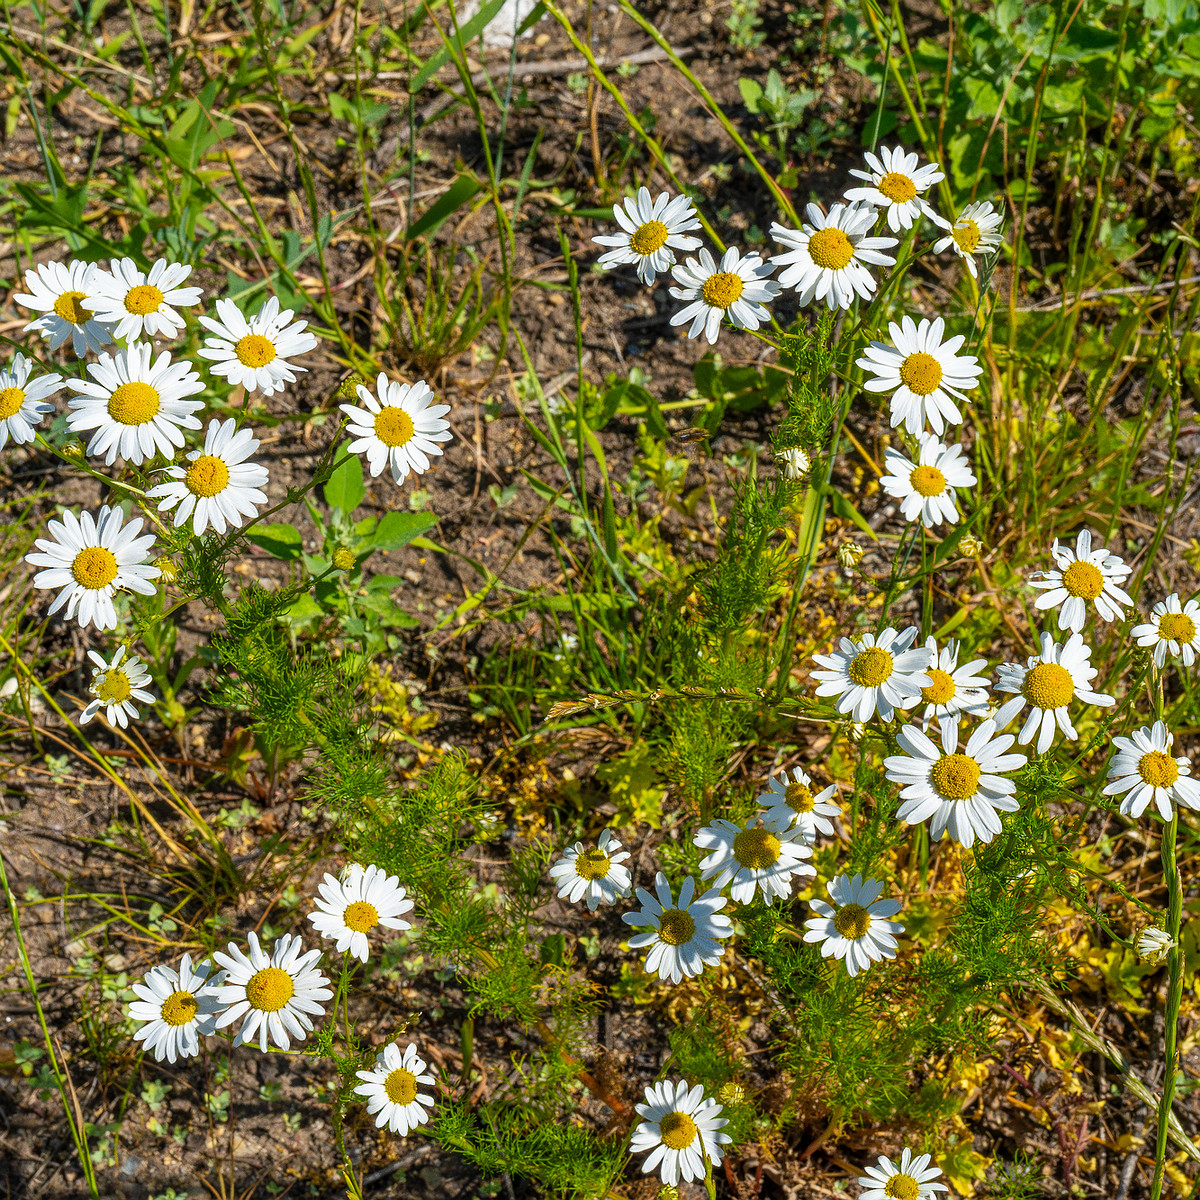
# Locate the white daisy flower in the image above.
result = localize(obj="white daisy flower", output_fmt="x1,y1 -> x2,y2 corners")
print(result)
993,632 -> 1115,754
13,260 -> 114,356
129,953 -> 223,1064
1132,594 -> 1200,668
858,1148 -> 948,1200
884,718 -> 1026,847
802,873 -> 903,976
856,315 -> 983,437
630,1079 -> 731,1187
880,432 -> 976,530
0,352 -> 63,449
197,296 -> 318,395
82,257 -> 203,341
79,646 -> 155,728
810,625 -> 932,723
916,635 -> 990,733
693,816 -> 815,903
932,200 -> 1004,279
548,828 -> 632,911
306,862 -> 414,963
65,342 -> 204,466
1028,529 -> 1132,634
339,375 -> 452,485
668,246 -> 781,344
756,767 -> 841,841
769,202 -> 898,310
621,872 -> 733,985
25,505 -> 160,631
354,1042 -> 437,1135
592,187 -> 703,285
844,146 -> 945,232
146,417 -> 270,537
1103,720 -> 1200,821
1136,926 -> 1175,964
213,931 -> 332,1052
776,446 -> 811,479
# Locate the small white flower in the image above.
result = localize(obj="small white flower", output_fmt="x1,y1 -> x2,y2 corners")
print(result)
1103,720 -> 1200,821
0,352 -> 63,449
66,342 -> 204,466
128,953 -> 222,1064
811,626 -> 932,723
213,931 -> 332,1052
884,718 -> 1026,847
933,200 -> 1004,279
803,873 -> 903,976
880,432 -> 976,530
857,315 -> 983,437
548,829 -> 632,911
844,146 -> 945,232
1135,926 -> 1175,964
694,816 -> 814,903
756,767 -> 840,841
630,1079 -> 731,1187
146,417 -> 270,537
14,260 -> 114,356
354,1042 -> 437,1135
1132,594 -> 1200,668
668,246 -> 781,344
79,646 -> 155,728
776,446 -> 811,479
621,872 -> 733,984
915,635 -> 990,734
769,202 -> 898,310
858,1148 -> 948,1200
82,257 -> 203,341
25,505 -> 160,631
592,187 -> 703,285
339,375 -> 452,485
1028,529 -> 1132,634
307,863 -> 414,962
198,296 -> 318,395
993,632 -> 1116,754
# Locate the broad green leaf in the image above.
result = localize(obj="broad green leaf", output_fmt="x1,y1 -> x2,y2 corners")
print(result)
362,511 -> 438,553
245,522 -> 303,560
324,454 -> 365,513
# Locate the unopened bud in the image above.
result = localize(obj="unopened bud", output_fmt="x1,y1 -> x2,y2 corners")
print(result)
332,547 -> 356,572
776,446 -> 811,480
837,542 -> 865,570
847,721 -> 867,744
717,1081 -> 745,1105
61,437 -> 86,459
337,373 -> 365,401
656,1187 -> 680,1200
153,555 -> 178,584
960,533 -> 984,558
1136,926 -> 1175,964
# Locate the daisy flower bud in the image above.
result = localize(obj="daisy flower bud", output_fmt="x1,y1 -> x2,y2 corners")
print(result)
153,555 -> 179,584
332,547 -> 357,571
1136,926 -> 1175,964
837,542 -> 865,569
959,532 -> 984,558
776,446 -> 811,480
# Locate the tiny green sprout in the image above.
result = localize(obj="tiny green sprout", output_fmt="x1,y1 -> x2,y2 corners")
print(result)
332,547 -> 356,572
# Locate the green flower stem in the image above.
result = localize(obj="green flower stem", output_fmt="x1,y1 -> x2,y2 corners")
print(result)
1152,811 -> 1185,1200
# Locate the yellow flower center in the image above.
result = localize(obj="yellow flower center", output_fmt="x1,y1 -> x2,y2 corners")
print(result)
659,1111 -> 698,1150
953,220 -> 982,254
884,1173 -> 920,1200
574,847 -> 611,881
161,990 -> 198,1027
877,171 -> 917,203
107,381 -> 161,426
785,781 -> 815,813
1159,612 -> 1197,644
898,351 -> 944,396
343,900 -> 379,933
930,752 -> 982,801
234,334 -> 277,368
1023,662 -> 1075,710
701,271 -> 744,310
383,1066 -> 418,1105
921,668 -> 957,706
807,226 -> 855,271
53,291 -> 90,324
657,908 -> 696,946
847,646 -> 893,687
0,386 -> 25,419
630,219 -> 670,255
1139,750 -> 1179,789
1061,560 -> 1104,600
71,546 -> 119,590
124,284 -> 165,315
833,902 -> 872,939
733,827 -> 781,870
909,465 -> 947,497
375,405 -> 416,447
245,966 -> 295,1012
185,455 -> 231,498
94,669 -> 132,705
